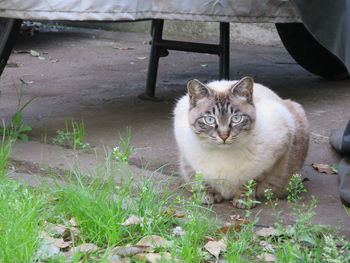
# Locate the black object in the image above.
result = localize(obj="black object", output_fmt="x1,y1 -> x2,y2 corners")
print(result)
330,120 -> 350,155
338,158 -> 350,207
0,18 -> 22,76
276,23 -> 349,80
141,19 -> 230,99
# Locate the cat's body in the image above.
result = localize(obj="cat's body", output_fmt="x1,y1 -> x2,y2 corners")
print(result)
174,77 -> 309,208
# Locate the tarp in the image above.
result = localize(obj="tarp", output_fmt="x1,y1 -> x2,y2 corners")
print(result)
0,0 -> 300,23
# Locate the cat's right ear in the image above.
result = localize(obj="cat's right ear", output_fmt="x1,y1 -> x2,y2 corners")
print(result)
187,79 -> 210,106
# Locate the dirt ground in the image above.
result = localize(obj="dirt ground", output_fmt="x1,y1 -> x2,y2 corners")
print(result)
1,26 -> 350,234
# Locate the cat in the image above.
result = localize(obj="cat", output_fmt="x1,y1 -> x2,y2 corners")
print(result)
173,76 -> 309,209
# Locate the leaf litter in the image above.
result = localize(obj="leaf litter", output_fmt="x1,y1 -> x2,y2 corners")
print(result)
204,239 -> 226,259
312,163 -> 337,174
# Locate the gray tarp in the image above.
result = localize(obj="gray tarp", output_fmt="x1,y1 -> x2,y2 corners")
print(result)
0,0 -> 300,22
0,0 -> 348,72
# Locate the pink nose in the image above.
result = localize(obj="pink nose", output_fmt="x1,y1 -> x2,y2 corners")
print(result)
220,135 -> 229,141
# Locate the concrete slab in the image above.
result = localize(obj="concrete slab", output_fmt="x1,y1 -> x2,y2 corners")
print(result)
1,27 -> 350,233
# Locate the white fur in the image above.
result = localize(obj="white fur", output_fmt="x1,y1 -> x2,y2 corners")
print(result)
174,80 -> 296,199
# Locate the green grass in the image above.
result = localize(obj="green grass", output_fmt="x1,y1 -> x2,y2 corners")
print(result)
0,128 -> 350,262
52,120 -> 89,150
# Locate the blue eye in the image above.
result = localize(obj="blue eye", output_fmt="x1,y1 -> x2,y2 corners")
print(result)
231,115 -> 243,123
204,116 -> 216,125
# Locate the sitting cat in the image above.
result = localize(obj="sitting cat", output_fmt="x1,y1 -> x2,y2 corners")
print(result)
173,77 -> 309,208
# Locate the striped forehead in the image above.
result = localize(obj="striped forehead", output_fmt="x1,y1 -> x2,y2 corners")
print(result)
209,99 -> 235,115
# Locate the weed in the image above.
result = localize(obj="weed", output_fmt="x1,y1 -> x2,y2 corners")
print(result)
112,127 -> 136,164
286,173 -> 307,203
238,179 -> 261,217
52,120 -> 90,150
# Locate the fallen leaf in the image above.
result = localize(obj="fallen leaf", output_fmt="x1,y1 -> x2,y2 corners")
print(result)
63,226 -> 80,241
70,243 -> 99,253
20,78 -> 34,84
40,231 -> 71,248
49,58 -> 59,63
137,56 -> 147,60
120,215 -> 144,226
30,50 -> 40,57
255,227 -> 280,237
312,163 -> 336,174
112,46 -> 134,50
108,254 -> 131,263
134,252 -> 172,263
69,218 -> 78,227
6,62 -> 21,68
257,253 -> 277,262
46,223 -> 67,236
37,243 -> 60,258
175,213 -> 185,218
204,239 -> 226,259
259,240 -> 275,252
229,214 -> 241,221
172,226 -> 186,236
111,245 -> 153,257
136,235 -> 171,248
217,219 -> 251,234
13,50 -> 30,54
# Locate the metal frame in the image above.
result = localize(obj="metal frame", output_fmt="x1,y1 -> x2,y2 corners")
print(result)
141,19 -> 230,99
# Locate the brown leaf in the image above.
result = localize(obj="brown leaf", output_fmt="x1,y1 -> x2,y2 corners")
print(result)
257,253 -> 277,262
63,226 -> 80,241
120,215 -> 145,226
49,58 -> 59,63
255,227 -> 280,237
46,223 -> 67,236
204,239 -> 226,259
136,235 -> 171,248
312,163 -> 336,174
70,243 -> 99,253
175,213 -> 185,218
217,219 -> 251,234
134,252 -> 172,263
111,245 -> 153,257
69,218 -> 78,227
40,231 -> 72,248
13,50 -> 30,54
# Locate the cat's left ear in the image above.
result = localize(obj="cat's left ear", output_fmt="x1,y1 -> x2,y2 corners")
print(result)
231,76 -> 254,103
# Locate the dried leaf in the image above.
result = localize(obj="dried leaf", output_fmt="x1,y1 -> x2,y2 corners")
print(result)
49,58 -> 59,63
120,215 -> 144,226
259,241 -> 275,252
111,245 -> 153,257
175,213 -> 185,218
217,219 -> 251,234
37,243 -> 60,258
255,227 -> 280,237
172,226 -> 186,236
112,46 -> 134,50
204,239 -> 226,259
136,235 -> 171,248
108,254 -> 131,263
312,163 -> 337,174
20,78 -> 34,84
46,223 -> 67,236
13,50 -> 30,54
40,231 -> 72,248
69,218 -> 78,227
70,243 -> 99,253
30,50 -> 40,57
257,253 -> 277,262
6,62 -> 21,68
63,226 -> 80,241
134,252 -> 172,263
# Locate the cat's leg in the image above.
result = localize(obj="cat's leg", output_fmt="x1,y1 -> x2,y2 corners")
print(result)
179,155 -> 223,204
232,183 -> 258,209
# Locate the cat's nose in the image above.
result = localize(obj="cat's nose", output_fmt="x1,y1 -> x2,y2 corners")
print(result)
219,135 -> 229,141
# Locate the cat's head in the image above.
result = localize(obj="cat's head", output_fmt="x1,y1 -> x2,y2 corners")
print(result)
187,76 -> 256,146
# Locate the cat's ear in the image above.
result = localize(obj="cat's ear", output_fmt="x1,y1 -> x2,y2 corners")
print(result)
187,79 -> 210,105
231,76 -> 254,103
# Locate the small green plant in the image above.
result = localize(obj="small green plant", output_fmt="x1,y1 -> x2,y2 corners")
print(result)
238,179 -> 261,217
112,127 -> 136,164
0,97 -> 35,141
286,173 -> 307,203
52,120 -> 90,150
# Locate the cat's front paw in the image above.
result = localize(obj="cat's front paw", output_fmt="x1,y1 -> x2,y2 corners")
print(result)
201,192 -> 223,205
232,196 -> 258,209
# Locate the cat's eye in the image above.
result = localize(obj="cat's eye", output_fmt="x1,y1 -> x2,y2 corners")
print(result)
231,115 -> 243,123
203,116 -> 216,125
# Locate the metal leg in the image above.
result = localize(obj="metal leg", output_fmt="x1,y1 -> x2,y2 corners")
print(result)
143,19 -> 164,99
219,22 -> 230,80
